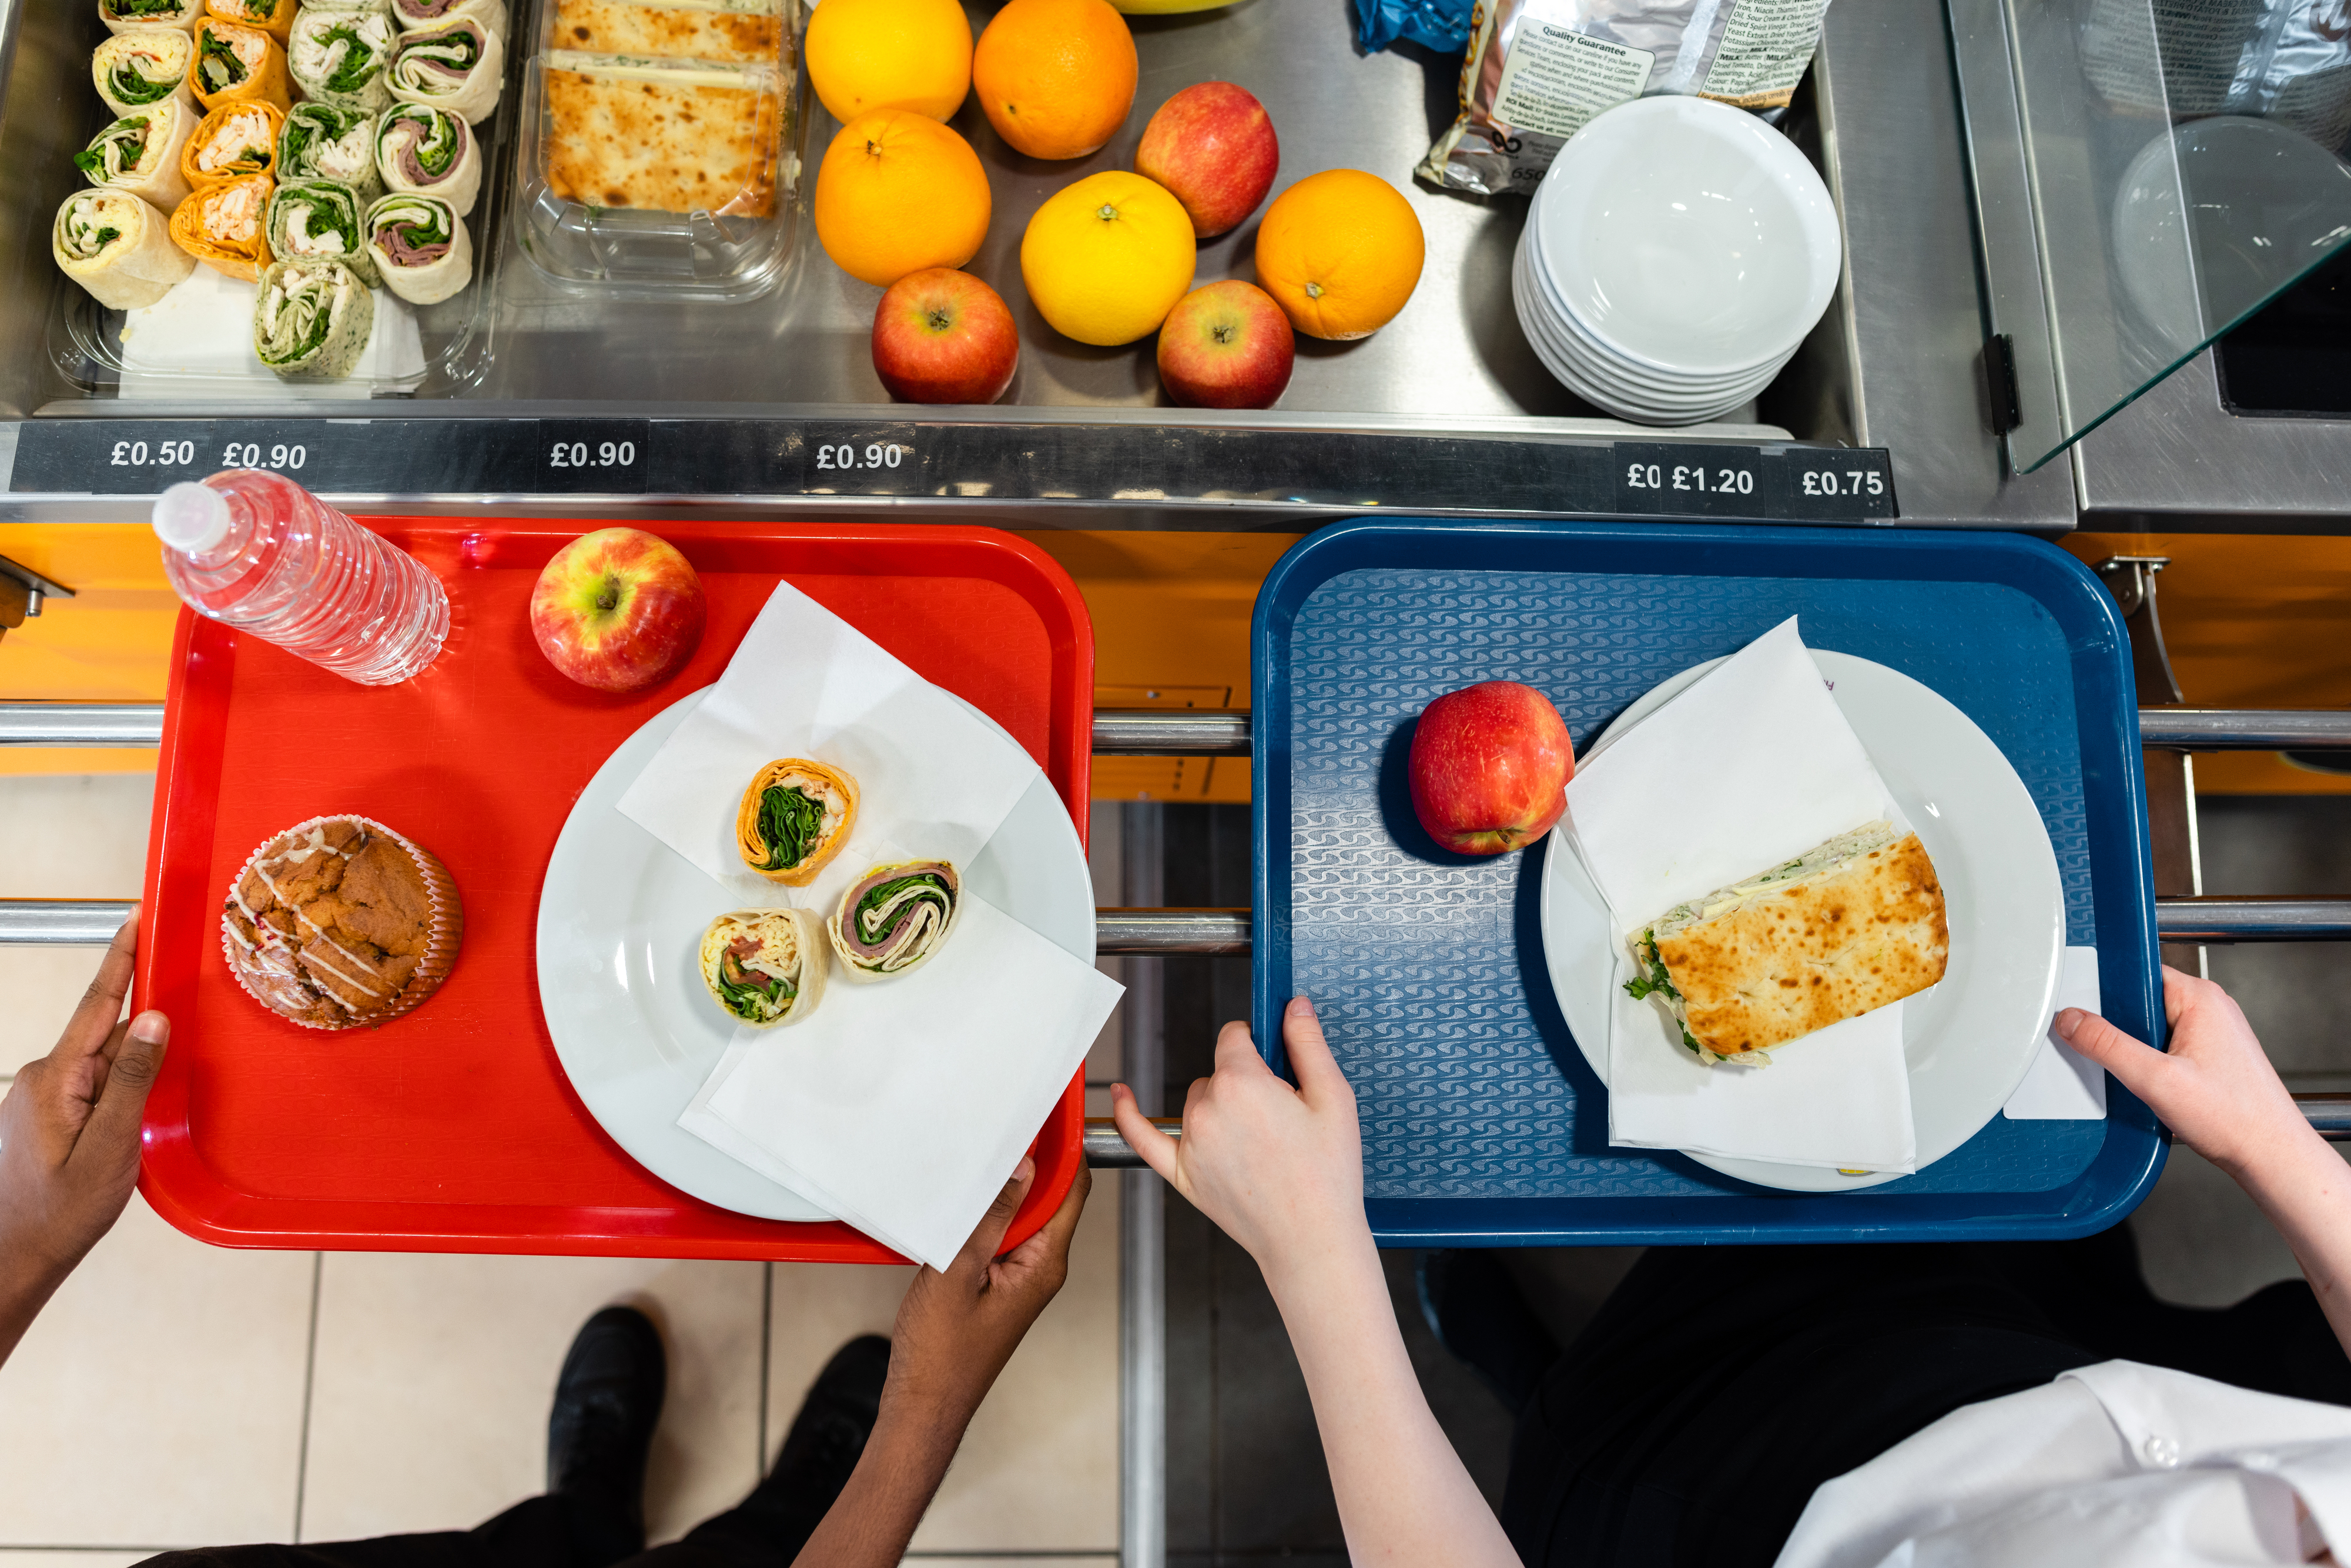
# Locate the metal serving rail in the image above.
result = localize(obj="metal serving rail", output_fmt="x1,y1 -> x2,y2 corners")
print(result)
8,703 -> 2351,1148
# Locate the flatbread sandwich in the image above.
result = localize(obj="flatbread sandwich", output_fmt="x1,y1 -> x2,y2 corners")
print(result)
1625,820 -> 1948,1066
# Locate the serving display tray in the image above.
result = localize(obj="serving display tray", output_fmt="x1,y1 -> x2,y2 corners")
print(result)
1251,520 -> 2162,1247
136,519 -> 1093,1261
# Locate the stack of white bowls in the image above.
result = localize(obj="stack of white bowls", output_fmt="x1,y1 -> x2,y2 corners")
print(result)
1513,95 -> 1844,425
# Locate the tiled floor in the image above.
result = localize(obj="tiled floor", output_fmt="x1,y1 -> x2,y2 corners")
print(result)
0,775 -> 1124,1562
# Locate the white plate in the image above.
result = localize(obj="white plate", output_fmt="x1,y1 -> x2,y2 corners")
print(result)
1523,205 -> 1790,394
1538,651 -> 2065,1192
1533,95 -> 1842,377
535,686 -> 1097,1221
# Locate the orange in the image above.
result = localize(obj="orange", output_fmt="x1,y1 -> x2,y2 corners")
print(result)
813,110 -> 992,287
1253,169 -> 1427,340
1021,170 -> 1194,345
805,0 -> 973,122
972,0 -> 1137,160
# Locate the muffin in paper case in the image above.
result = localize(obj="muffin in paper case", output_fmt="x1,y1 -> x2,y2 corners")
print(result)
219,813 -> 463,1029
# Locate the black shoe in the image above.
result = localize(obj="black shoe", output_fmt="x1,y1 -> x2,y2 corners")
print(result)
761,1334 -> 890,1506
1418,1249 -> 1562,1417
547,1305 -> 667,1554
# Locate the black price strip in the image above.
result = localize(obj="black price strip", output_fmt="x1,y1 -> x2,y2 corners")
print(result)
1613,443 -> 1897,522
11,418 -> 541,495
536,418 -> 651,494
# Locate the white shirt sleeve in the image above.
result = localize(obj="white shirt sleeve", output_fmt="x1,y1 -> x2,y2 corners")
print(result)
1773,1361 -> 2351,1568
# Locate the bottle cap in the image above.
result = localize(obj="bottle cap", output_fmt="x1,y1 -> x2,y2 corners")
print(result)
153,481 -> 233,554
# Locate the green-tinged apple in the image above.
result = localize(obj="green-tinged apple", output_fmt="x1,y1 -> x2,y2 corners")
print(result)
872,267 -> 1020,404
1157,280 -> 1294,409
1408,681 -> 1575,855
530,528 -> 706,692
1136,81 -> 1278,239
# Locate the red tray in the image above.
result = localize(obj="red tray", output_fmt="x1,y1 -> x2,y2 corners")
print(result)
136,520 -> 1094,1262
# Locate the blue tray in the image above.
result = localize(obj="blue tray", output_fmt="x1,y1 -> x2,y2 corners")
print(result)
1251,521 -> 2164,1246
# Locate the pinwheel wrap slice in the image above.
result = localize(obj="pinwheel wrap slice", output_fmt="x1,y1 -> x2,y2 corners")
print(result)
278,104 -> 383,199
204,0 -> 294,43
253,256 -> 374,379
94,31 -> 199,119
700,907 -> 829,1028
390,0 -> 506,38
101,0 -> 202,36
77,102 -> 197,213
734,759 -> 859,887
827,860 -> 961,983
181,99 -> 282,189
389,18 -> 504,125
169,169 -> 272,279
54,188 -> 194,310
363,192 -> 469,303
190,17 -> 290,110
267,178 -> 381,287
374,102 -> 478,215
289,9 -> 396,111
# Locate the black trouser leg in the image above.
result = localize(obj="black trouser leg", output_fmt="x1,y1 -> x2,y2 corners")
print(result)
139,1495 -> 627,1568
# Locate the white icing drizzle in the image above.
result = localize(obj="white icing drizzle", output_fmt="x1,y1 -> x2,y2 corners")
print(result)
226,820 -> 406,1017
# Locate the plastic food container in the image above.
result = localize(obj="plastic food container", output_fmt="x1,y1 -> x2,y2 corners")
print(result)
512,0 -> 808,301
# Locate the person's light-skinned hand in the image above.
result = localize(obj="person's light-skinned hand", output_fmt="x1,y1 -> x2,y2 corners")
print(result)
886,1154 -> 1090,1423
2055,963 -> 2315,1178
1110,995 -> 1367,1285
0,908 -> 169,1366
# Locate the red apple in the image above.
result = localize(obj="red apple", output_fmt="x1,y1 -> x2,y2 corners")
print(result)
530,528 -> 706,692
1408,682 -> 1575,855
871,267 -> 1020,404
1136,82 -> 1278,239
1157,280 -> 1294,409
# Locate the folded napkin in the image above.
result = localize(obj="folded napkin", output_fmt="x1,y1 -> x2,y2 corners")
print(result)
1565,617 -> 1919,1173
2003,946 -> 2106,1121
617,581 -> 1047,914
679,884 -> 1123,1268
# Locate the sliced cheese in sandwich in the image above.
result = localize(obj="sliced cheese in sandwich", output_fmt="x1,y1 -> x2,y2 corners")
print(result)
547,0 -> 784,68
1626,820 -> 1948,1067
541,51 -> 781,217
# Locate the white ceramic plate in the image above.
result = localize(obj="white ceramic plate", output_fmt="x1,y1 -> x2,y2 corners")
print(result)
535,686 -> 1097,1221
1537,651 -> 2065,1192
1535,95 -> 1842,377
1523,206 -> 1791,394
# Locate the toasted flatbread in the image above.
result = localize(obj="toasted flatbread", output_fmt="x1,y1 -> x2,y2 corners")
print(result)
548,0 -> 782,66
541,55 -> 780,216
1627,822 -> 1949,1065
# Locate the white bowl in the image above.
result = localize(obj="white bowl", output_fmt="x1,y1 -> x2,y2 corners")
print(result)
1514,235 -> 1790,411
1533,95 -> 1842,377
1515,256 -> 1768,424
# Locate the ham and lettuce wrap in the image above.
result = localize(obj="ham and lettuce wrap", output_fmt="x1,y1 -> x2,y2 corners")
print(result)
827,860 -> 961,982
734,759 -> 859,887
374,103 -> 477,214
388,18 -> 504,124
191,17 -> 289,110
204,0 -> 293,43
54,188 -> 194,309
76,102 -> 196,213
363,192 -> 469,302
180,99 -> 281,188
699,909 -> 829,1028
389,0 -> 507,38
94,31 -> 198,118
267,178 -> 380,287
289,9 -> 395,111
101,0 -> 201,35
253,257 -> 374,378
169,169 -> 272,277
278,103 -> 382,199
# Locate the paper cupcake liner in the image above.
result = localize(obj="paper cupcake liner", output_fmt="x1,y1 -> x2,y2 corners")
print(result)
220,813 -> 463,1030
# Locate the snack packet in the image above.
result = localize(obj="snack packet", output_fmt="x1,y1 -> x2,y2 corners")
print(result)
1418,0 -> 1834,195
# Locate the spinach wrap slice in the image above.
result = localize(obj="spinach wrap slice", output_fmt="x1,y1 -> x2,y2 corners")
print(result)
253,256 -> 374,379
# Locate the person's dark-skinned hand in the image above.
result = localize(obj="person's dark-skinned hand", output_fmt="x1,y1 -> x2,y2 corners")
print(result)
0,908 -> 170,1367
790,1157 -> 1091,1568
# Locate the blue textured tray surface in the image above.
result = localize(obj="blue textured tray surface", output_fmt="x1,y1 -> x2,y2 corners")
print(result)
1252,523 -> 2162,1245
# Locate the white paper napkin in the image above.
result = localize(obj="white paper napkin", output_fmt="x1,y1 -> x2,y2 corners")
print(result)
120,266 -> 426,400
679,886 -> 1123,1268
617,581 -> 1046,913
1565,617 -> 1918,1172
2004,946 -> 2107,1120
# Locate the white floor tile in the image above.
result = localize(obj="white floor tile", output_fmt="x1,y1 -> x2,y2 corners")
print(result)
300,1254 -> 765,1547
765,1178 -> 1121,1555
0,1553 -> 159,1567
0,775 -> 153,1074
0,1194 -> 314,1549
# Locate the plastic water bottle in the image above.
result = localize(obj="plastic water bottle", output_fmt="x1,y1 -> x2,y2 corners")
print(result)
152,471 -> 450,686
